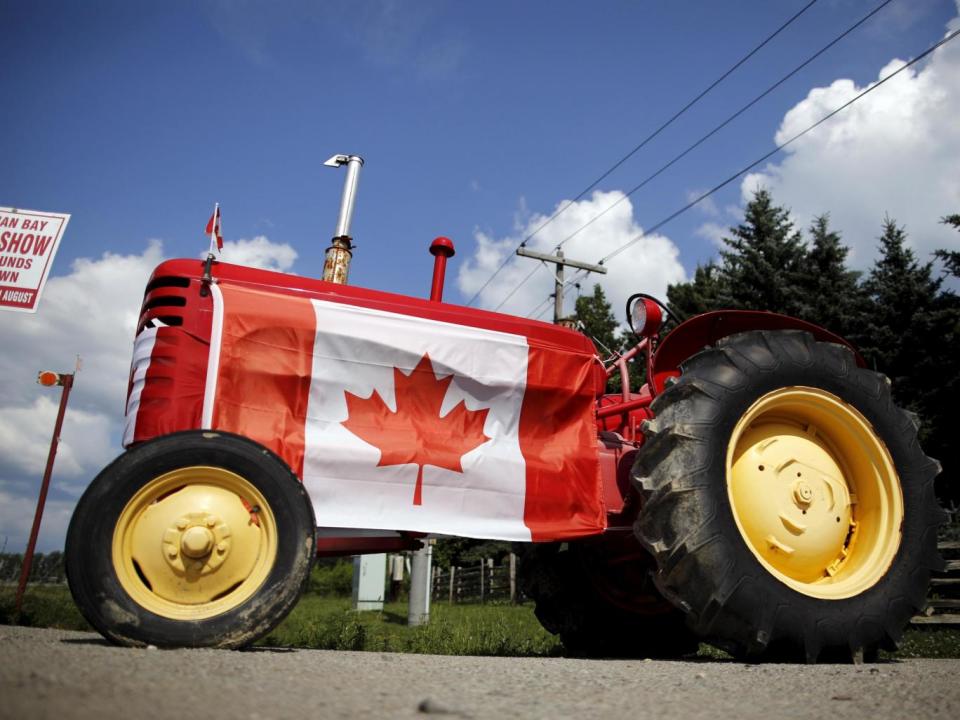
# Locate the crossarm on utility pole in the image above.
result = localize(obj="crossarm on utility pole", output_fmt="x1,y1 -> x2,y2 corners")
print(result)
515,247 -> 607,274
515,247 -> 607,324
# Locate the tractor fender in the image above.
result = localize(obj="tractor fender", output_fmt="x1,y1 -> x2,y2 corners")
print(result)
650,310 -> 865,394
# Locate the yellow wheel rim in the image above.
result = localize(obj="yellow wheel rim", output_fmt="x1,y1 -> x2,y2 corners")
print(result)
112,466 -> 277,620
726,387 -> 903,599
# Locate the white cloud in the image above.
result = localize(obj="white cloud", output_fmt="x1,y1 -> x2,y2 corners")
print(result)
457,191 -> 686,322
742,10 -> 960,266
695,222 -> 728,249
723,204 -> 743,220
0,241 -> 164,417
0,396 -> 113,481
0,490 -> 75,554
0,234 -> 302,550
687,190 -> 719,217
212,235 -> 298,272
0,242 -> 164,550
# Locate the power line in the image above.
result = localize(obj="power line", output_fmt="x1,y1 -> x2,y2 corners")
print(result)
524,270 -> 580,319
523,25 -> 960,318
527,289 -> 558,320
550,0 -> 894,251
464,0 -> 820,307
598,27 -> 960,265
529,296 -> 553,321
491,262 -> 545,312
530,280 -> 579,321
526,273 -> 585,319
486,0 -> 888,314
519,0 -> 823,246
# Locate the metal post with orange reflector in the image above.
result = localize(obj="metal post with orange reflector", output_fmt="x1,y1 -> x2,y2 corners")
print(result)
14,370 -> 75,614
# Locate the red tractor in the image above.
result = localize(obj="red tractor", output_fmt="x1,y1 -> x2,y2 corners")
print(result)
66,159 -> 943,661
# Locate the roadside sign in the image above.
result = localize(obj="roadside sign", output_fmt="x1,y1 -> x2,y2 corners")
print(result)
0,207 -> 70,313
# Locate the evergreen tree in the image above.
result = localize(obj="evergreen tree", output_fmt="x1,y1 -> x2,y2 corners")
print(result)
859,218 -> 940,380
859,217 -> 960,506
794,214 -> 864,338
667,262 -> 725,317
572,284 -> 644,392
934,214 -> 960,278
718,188 -> 808,315
928,214 -> 960,507
573,284 -> 619,357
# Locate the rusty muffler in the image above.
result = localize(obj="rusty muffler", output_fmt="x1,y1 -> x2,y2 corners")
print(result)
322,154 -> 364,284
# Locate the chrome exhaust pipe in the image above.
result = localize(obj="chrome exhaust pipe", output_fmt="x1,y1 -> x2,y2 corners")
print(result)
322,154 -> 364,284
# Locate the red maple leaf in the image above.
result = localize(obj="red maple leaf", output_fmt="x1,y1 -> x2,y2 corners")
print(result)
341,354 -> 491,506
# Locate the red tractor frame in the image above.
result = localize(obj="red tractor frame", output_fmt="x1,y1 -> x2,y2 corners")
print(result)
65,181 -> 943,662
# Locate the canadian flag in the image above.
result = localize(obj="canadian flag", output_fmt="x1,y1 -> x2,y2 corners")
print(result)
205,204 -> 223,252
203,282 -> 605,542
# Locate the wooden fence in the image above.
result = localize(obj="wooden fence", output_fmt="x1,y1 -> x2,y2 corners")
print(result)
432,555 -> 518,604
5,540 -> 958,621
912,540 -> 960,626
432,542 -> 960,621
0,552 -> 65,585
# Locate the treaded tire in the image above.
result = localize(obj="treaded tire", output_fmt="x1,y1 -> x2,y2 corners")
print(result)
519,540 -> 700,658
633,330 -> 944,662
66,431 -> 316,649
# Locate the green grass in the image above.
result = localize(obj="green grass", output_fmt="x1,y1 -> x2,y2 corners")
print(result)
0,586 -> 560,655
3,585 -> 959,659
260,596 -> 562,655
883,626 -> 960,659
0,585 -> 90,631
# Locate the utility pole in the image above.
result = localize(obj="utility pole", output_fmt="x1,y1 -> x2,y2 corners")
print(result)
516,247 -> 607,324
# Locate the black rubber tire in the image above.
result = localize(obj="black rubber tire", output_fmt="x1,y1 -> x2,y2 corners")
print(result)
65,430 -> 316,649
519,540 -> 700,658
633,330 -> 944,662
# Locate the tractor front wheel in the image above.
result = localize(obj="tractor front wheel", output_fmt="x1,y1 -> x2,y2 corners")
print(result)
66,431 -> 316,648
633,330 -> 943,662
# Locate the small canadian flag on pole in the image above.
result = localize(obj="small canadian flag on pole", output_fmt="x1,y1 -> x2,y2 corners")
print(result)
205,203 -> 223,254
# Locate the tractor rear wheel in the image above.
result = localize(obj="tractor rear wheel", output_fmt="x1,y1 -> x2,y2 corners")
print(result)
633,330 -> 943,662
519,536 -> 700,658
66,431 -> 316,648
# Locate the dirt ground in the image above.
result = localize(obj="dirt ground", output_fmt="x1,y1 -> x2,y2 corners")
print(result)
3,625 -> 959,720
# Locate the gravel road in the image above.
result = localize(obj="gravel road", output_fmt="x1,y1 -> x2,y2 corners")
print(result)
3,625 -> 958,720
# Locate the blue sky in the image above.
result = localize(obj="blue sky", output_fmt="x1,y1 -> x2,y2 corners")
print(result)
5,1 -> 957,296
2,0 -> 959,550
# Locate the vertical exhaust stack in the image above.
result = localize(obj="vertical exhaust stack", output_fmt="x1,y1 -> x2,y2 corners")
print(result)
322,154 -> 364,284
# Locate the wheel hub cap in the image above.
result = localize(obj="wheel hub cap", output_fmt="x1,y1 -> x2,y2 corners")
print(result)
730,421 -> 854,582
180,525 -> 215,558
726,387 -> 903,599
112,466 -> 277,620
793,482 -> 813,506
162,512 -> 232,572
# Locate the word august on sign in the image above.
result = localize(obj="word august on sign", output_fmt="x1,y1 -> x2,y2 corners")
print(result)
0,208 -> 70,313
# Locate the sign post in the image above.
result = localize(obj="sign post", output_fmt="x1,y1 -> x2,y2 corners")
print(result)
14,371 -> 75,615
0,207 -> 70,313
